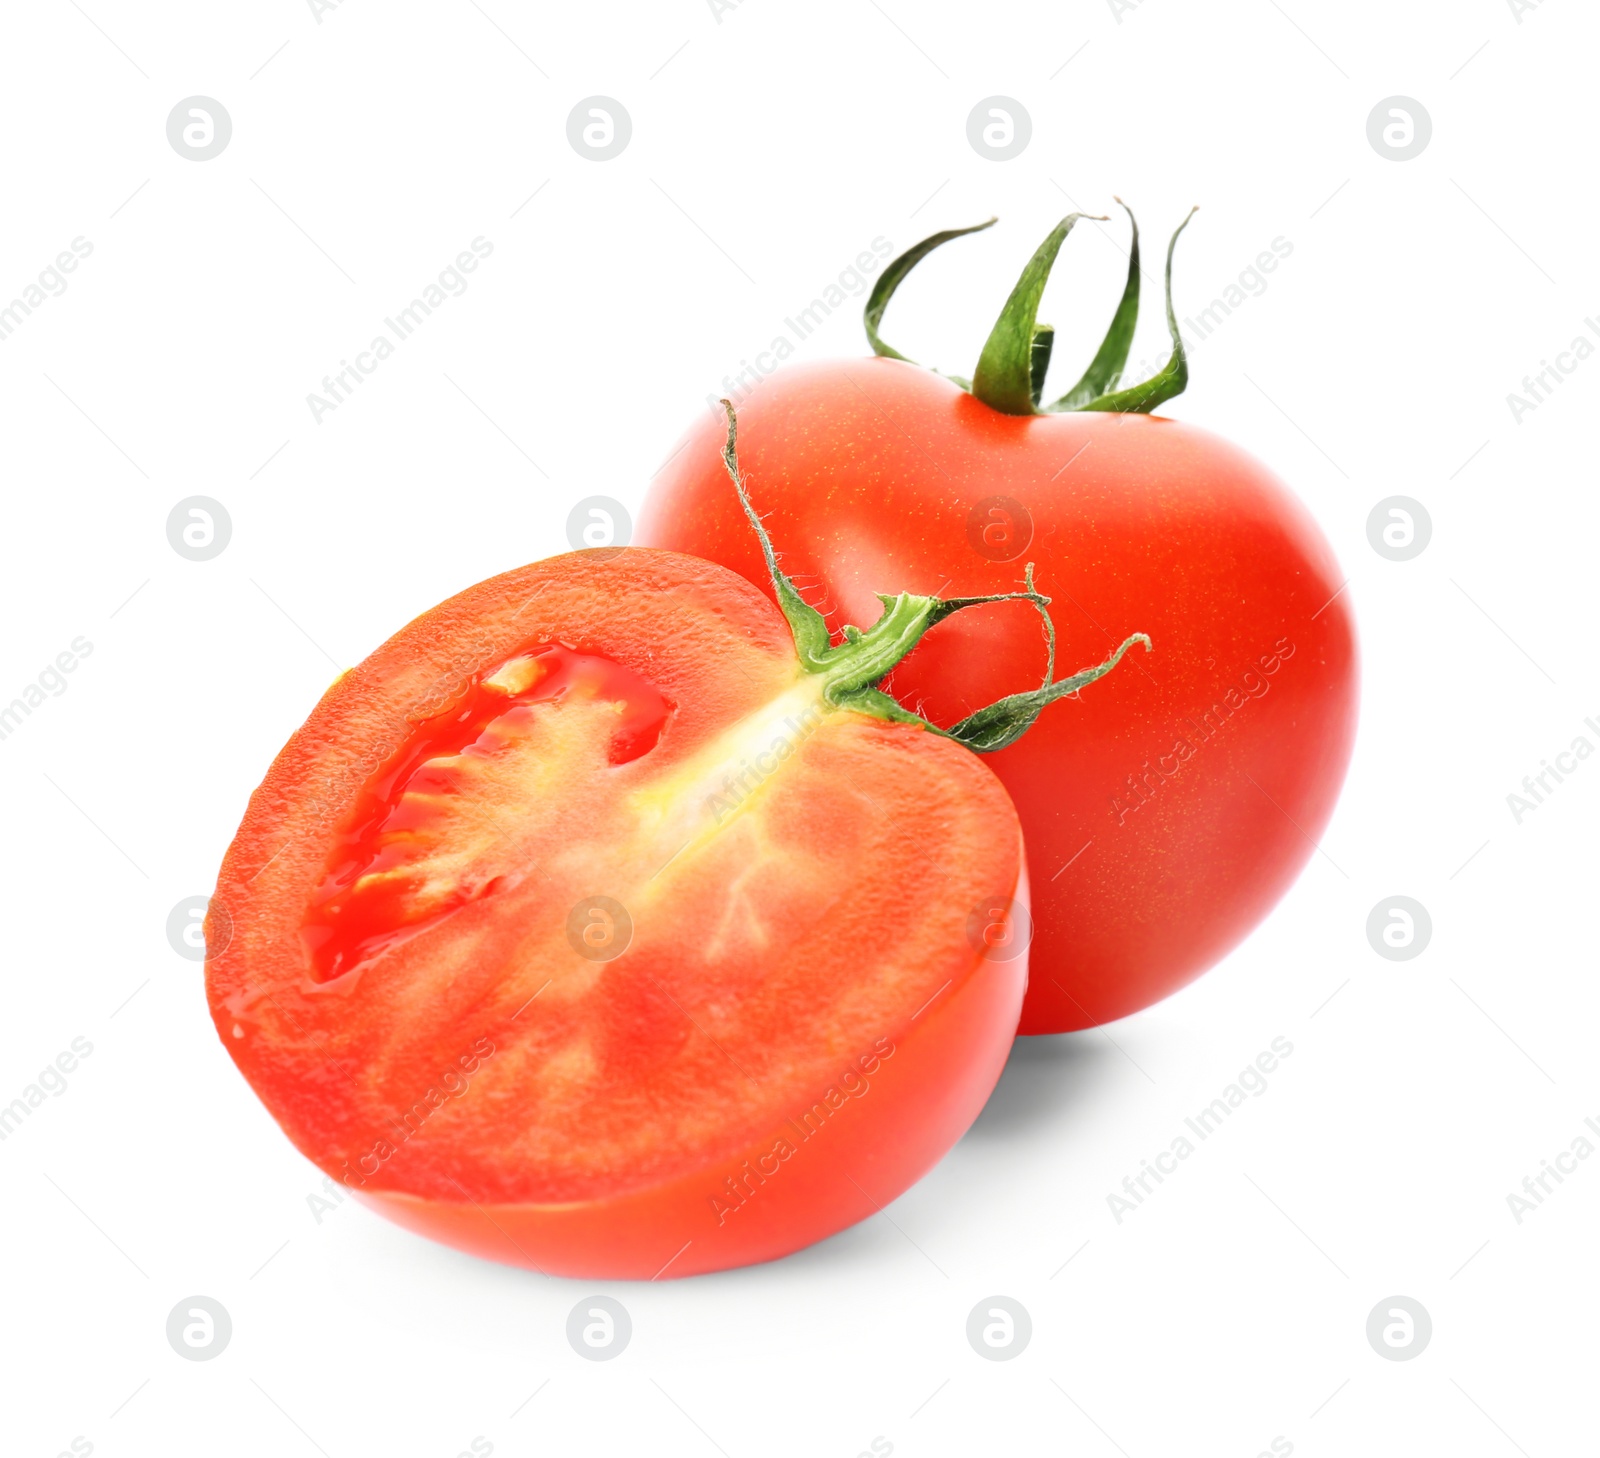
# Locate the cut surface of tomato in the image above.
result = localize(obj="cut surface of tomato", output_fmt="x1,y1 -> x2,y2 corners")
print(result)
207,549 -> 1027,1277
302,644 -> 674,983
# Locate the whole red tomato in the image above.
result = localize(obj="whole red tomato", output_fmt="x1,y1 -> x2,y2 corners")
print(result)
639,209 -> 1358,1032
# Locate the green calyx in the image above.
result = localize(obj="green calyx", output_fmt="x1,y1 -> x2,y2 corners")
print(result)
717,401 -> 1149,753
865,199 -> 1199,418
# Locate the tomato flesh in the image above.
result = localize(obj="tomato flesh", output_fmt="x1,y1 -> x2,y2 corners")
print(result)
303,644 -> 672,983
207,550 -> 1025,1277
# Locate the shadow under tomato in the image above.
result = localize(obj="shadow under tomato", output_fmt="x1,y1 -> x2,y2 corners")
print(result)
961,1031 -> 1123,1144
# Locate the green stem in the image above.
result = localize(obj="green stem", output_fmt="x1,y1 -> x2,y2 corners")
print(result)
1078,207 -> 1197,414
1029,325 -> 1055,407
1049,198 -> 1141,410
865,219 -> 996,365
856,202 -> 1203,416
946,632 -> 1151,752
715,401 -> 1148,751
719,402 -> 832,674
971,213 -> 1103,416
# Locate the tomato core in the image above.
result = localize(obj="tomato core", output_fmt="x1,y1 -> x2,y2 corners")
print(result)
302,643 -> 672,982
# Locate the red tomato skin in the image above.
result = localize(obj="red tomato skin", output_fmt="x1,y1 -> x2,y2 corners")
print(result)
638,359 -> 1358,1031
355,869 -> 1025,1281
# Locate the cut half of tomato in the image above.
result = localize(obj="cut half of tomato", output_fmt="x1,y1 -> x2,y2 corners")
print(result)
208,545 -> 1034,1277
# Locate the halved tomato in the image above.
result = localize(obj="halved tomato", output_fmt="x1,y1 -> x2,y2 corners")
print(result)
208,539 -> 1041,1277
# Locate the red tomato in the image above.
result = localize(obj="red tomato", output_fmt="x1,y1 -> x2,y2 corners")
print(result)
640,225 -> 1357,1031
207,549 -> 1029,1277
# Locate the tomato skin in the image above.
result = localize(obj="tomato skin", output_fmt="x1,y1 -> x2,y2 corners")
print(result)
207,548 -> 1027,1275
639,359 -> 1358,1031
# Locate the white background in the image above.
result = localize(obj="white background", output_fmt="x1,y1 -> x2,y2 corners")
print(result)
2,1 -> 1596,1454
